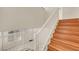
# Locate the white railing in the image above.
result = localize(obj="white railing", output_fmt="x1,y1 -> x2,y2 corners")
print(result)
0,8 -> 59,51
35,8 -> 59,51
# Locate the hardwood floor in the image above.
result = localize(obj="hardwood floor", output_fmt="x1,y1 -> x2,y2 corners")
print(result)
48,18 -> 79,51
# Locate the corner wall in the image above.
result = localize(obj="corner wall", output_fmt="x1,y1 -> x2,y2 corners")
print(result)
59,7 -> 79,19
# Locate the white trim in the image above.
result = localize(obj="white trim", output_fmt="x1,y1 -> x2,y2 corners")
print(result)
35,8 -> 59,35
59,7 -> 63,19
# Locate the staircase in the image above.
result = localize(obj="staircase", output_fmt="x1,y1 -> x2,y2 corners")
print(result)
48,18 -> 79,51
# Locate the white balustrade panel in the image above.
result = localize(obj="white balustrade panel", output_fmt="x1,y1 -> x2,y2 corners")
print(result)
35,9 -> 59,51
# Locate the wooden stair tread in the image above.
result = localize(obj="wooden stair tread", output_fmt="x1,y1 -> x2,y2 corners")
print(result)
53,33 -> 79,39
53,33 -> 79,43
59,21 -> 79,23
48,44 -> 70,51
58,23 -> 79,26
59,18 -> 79,23
55,30 -> 79,35
52,38 -> 79,49
48,18 -> 79,51
57,26 -> 79,30
49,41 -> 76,51
58,25 -> 79,27
56,28 -> 79,32
50,39 -> 79,50
48,45 -> 57,51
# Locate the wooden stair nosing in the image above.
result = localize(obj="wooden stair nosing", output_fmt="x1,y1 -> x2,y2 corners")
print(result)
48,44 -> 70,51
51,38 -> 79,48
56,27 -> 79,31
57,26 -> 79,28
55,30 -> 79,36
48,42 -> 76,51
53,33 -> 79,43
48,45 -> 57,51
58,23 -> 79,26
56,28 -> 79,32
50,39 -> 79,50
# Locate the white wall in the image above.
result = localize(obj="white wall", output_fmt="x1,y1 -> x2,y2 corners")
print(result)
61,7 -> 79,19
0,7 -> 48,31
44,7 -> 59,16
